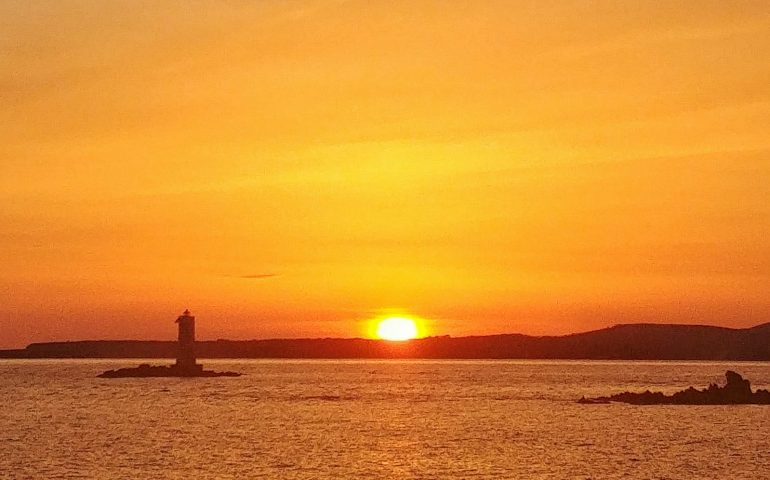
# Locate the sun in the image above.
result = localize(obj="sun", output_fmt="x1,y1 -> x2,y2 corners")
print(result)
376,316 -> 419,341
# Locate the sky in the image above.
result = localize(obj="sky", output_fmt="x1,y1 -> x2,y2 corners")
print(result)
1,0 -> 769,348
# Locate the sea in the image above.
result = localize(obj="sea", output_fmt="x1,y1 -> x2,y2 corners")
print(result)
2,359 -> 769,479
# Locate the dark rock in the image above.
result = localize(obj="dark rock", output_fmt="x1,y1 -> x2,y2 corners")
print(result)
98,363 -> 241,378
579,371 -> 770,405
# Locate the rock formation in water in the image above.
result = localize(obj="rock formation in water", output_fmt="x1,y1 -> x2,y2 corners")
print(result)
578,371 -> 770,405
98,363 -> 240,378
98,310 -> 241,378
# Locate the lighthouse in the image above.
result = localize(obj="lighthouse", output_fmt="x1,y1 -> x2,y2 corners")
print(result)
175,309 -> 201,372
98,309 -> 241,377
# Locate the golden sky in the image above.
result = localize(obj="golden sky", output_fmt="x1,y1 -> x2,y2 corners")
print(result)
2,0 -> 769,347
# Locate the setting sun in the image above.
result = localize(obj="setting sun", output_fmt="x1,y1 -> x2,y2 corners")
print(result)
376,317 -> 419,341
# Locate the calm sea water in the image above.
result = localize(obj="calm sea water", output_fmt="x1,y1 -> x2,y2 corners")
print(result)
2,359 -> 770,479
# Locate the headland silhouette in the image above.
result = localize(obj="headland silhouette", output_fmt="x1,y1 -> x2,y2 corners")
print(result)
3,321 -> 770,360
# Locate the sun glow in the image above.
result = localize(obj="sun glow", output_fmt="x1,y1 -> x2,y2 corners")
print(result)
376,317 -> 419,341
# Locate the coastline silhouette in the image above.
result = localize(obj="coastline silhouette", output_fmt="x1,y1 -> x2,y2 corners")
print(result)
4,321 -> 770,360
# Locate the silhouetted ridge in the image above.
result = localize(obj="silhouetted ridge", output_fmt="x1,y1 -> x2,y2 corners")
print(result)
748,321 -> 770,331
2,322 -> 769,360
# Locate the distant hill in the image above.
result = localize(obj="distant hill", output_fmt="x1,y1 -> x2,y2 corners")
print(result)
2,322 -> 770,360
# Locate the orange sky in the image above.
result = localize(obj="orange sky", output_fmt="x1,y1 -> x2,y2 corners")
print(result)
2,1 -> 770,348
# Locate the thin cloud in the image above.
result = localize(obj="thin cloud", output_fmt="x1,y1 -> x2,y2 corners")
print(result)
223,273 -> 279,280
239,273 -> 279,279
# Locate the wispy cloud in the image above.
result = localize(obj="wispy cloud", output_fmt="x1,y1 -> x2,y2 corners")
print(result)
234,273 -> 279,280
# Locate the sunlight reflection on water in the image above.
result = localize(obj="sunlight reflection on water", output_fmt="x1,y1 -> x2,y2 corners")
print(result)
2,360 -> 769,479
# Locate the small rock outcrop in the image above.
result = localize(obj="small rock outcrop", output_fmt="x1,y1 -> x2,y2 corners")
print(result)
579,371 -> 770,405
98,363 -> 241,378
